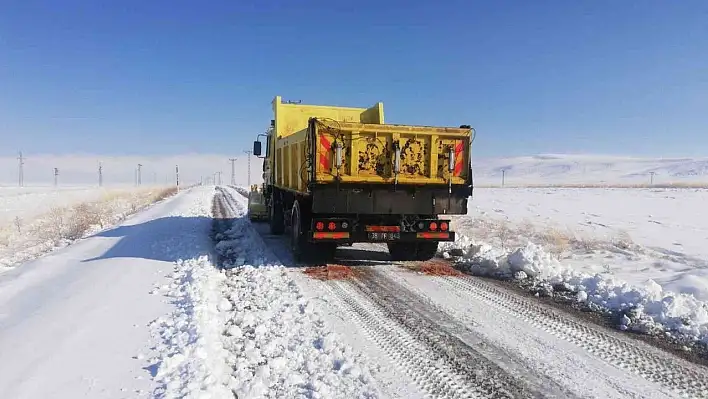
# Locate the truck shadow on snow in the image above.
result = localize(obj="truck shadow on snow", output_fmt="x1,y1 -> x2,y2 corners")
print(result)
212,211 -> 400,268
81,216 -> 213,263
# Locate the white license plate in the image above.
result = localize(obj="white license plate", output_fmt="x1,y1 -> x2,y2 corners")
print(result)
368,232 -> 400,241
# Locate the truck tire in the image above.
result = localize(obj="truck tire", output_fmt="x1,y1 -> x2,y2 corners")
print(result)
291,201 -> 336,264
269,195 -> 284,235
387,243 -> 417,261
415,242 -> 439,261
290,201 -> 307,261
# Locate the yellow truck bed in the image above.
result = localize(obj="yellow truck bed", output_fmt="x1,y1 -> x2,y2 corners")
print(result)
270,96 -> 472,193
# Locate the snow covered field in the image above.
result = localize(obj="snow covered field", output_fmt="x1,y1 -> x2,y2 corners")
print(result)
0,186 -> 178,271
445,187 -> 708,346
0,186 -> 112,225
471,154 -> 708,186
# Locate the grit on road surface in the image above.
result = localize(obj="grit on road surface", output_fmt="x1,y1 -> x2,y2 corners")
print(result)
218,186 -> 708,399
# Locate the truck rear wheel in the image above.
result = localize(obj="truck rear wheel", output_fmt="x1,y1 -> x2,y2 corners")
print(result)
291,201 -> 336,264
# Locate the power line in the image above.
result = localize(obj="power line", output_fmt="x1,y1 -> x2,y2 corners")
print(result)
244,150 -> 252,187
18,151 -> 24,187
229,158 -> 237,185
137,163 -> 143,186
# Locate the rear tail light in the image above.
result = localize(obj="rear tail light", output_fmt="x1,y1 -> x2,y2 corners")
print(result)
440,222 -> 448,231
429,222 -> 438,231
327,222 -> 337,231
315,221 -> 325,231
341,221 -> 349,229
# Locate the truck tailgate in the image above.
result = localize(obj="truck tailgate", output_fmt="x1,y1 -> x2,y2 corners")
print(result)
313,119 -> 471,185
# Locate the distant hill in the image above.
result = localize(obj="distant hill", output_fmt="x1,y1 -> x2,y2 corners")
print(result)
472,154 -> 708,186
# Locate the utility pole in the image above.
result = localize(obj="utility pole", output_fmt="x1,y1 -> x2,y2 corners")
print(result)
54,168 -> 59,187
216,171 -> 222,185
650,171 -> 655,186
244,150 -> 252,187
176,165 -> 180,192
501,169 -> 506,187
98,162 -> 103,187
137,163 -> 142,186
18,151 -> 24,187
229,157 -> 237,185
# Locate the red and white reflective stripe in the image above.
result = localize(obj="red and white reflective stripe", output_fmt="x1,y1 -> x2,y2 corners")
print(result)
319,135 -> 332,171
313,232 -> 349,239
416,232 -> 450,239
454,140 -> 465,176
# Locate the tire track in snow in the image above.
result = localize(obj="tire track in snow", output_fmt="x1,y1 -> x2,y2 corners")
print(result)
326,269 -> 572,399
435,275 -> 708,399
323,281 -> 484,399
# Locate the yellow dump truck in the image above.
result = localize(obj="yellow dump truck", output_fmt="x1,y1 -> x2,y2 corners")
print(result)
252,96 -> 474,262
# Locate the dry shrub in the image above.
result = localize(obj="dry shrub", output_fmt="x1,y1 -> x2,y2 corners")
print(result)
496,221 -> 514,250
303,265 -> 353,280
539,227 -> 571,257
568,232 -> 602,253
611,229 -> 634,250
152,187 -> 179,202
41,208 -> 65,244
64,202 -> 103,240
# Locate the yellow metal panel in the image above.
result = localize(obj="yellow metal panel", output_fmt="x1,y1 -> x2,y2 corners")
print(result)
269,96 -> 471,194
312,120 -> 471,185
272,95 -> 384,139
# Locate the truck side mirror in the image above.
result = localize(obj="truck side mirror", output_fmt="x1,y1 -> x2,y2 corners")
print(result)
253,141 -> 262,157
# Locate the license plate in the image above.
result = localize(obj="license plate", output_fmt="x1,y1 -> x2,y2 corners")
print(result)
368,232 -> 400,241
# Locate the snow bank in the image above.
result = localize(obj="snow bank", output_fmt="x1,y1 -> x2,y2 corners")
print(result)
222,265 -> 379,398
152,186 -> 380,398
149,255 -> 235,398
441,236 -> 708,346
214,198 -> 380,398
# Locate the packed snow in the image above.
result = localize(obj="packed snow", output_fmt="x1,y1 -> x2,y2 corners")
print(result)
443,186 -> 708,346
0,185 -> 213,398
150,186 -> 381,398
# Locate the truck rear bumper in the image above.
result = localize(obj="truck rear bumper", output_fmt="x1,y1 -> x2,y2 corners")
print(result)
310,231 -> 456,243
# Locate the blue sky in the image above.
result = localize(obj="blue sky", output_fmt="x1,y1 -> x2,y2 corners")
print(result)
1,0 -> 706,158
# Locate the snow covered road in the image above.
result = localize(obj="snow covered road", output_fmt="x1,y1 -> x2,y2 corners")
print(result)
217,187 -> 708,399
3,185 -> 708,399
0,186 -> 215,398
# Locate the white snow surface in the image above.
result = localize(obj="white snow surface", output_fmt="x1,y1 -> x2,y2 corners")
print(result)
0,186 -> 179,271
0,186 -> 110,225
150,186 -> 380,398
0,185 -> 215,398
473,154 -> 708,185
443,187 -> 708,345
